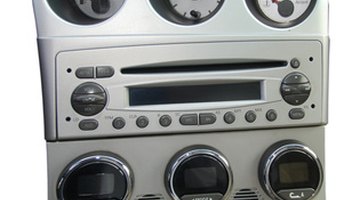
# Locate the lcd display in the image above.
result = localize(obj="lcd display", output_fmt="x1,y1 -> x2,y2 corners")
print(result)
77,173 -> 115,197
129,82 -> 261,106
184,167 -> 217,189
279,162 -> 309,184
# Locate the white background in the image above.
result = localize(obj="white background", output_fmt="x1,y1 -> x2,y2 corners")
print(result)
0,0 -> 357,199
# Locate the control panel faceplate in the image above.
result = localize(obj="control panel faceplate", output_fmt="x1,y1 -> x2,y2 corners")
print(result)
56,41 -> 324,140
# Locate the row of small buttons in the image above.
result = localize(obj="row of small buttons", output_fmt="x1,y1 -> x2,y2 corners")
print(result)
78,109 -> 306,131
76,66 -> 115,79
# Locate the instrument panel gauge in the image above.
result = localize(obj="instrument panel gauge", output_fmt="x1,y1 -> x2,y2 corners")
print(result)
150,0 -> 225,25
168,0 -> 224,21
246,0 -> 317,28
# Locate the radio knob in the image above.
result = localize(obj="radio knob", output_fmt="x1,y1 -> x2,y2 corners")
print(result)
71,82 -> 107,116
281,73 -> 311,106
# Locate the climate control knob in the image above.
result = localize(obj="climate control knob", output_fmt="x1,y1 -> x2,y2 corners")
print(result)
71,82 -> 107,116
259,141 -> 323,200
165,146 -> 232,200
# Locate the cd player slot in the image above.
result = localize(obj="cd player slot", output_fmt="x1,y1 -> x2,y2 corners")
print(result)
121,60 -> 288,74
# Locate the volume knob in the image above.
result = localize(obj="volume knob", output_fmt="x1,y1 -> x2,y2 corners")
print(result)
71,82 -> 107,116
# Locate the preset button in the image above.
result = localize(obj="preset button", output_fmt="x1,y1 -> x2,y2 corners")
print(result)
113,117 -> 126,130
136,116 -> 149,128
245,110 -> 257,123
224,112 -> 236,124
159,115 -> 172,127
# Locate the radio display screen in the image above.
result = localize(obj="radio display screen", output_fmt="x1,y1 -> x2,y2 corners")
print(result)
129,82 -> 261,106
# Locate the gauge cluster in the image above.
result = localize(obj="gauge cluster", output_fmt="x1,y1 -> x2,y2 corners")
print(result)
45,0 -> 318,28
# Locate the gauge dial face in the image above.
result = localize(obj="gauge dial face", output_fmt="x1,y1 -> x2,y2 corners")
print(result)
168,0 -> 224,21
256,0 -> 314,24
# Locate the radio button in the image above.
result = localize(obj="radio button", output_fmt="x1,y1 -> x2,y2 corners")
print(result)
113,117 -> 126,130
76,67 -> 94,79
224,112 -> 236,124
283,73 -> 309,84
289,108 -> 305,120
290,58 -> 301,69
79,119 -> 98,131
199,113 -> 217,125
73,83 -> 105,94
284,94 -> 310,106
245,110 -> 257,123
180,114 -> 198,126
281,73 -> 311,106
277,188 -> 315,200
96,66 -> 114,78
266,109 -> 277,122
71,83 -> 107,116
136,116 -> 149,128
160,115 -> 172,127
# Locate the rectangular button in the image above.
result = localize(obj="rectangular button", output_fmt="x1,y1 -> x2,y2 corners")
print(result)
76,67 -> 94,78
180,114 -> 198,125
96,66 -> 114,78
199,113 -> 217,125
79,119 -> 99,131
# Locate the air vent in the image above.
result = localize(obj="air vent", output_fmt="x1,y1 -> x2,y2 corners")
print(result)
135,194 -> 165,200
233,188 -> 262,200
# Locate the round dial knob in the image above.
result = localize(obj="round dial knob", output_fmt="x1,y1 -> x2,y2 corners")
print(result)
71,82 -> 107,116
57,153 -> 133,200
280,72 -> 311,106
165,146 -> 232,200
259,141 -> 323,200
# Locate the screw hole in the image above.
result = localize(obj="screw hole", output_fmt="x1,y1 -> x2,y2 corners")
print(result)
309,57 -> 314,62
311,104 -> 316,109
67,68 -> 72,73
66,117 -> 71,122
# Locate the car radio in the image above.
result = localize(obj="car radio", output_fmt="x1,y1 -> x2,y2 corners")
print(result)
33,0 -> 329,200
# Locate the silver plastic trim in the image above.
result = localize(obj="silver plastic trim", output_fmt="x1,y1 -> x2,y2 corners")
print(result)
166,148 -> 233,200
262,143 -> 323,200
57,154 -> 133,200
